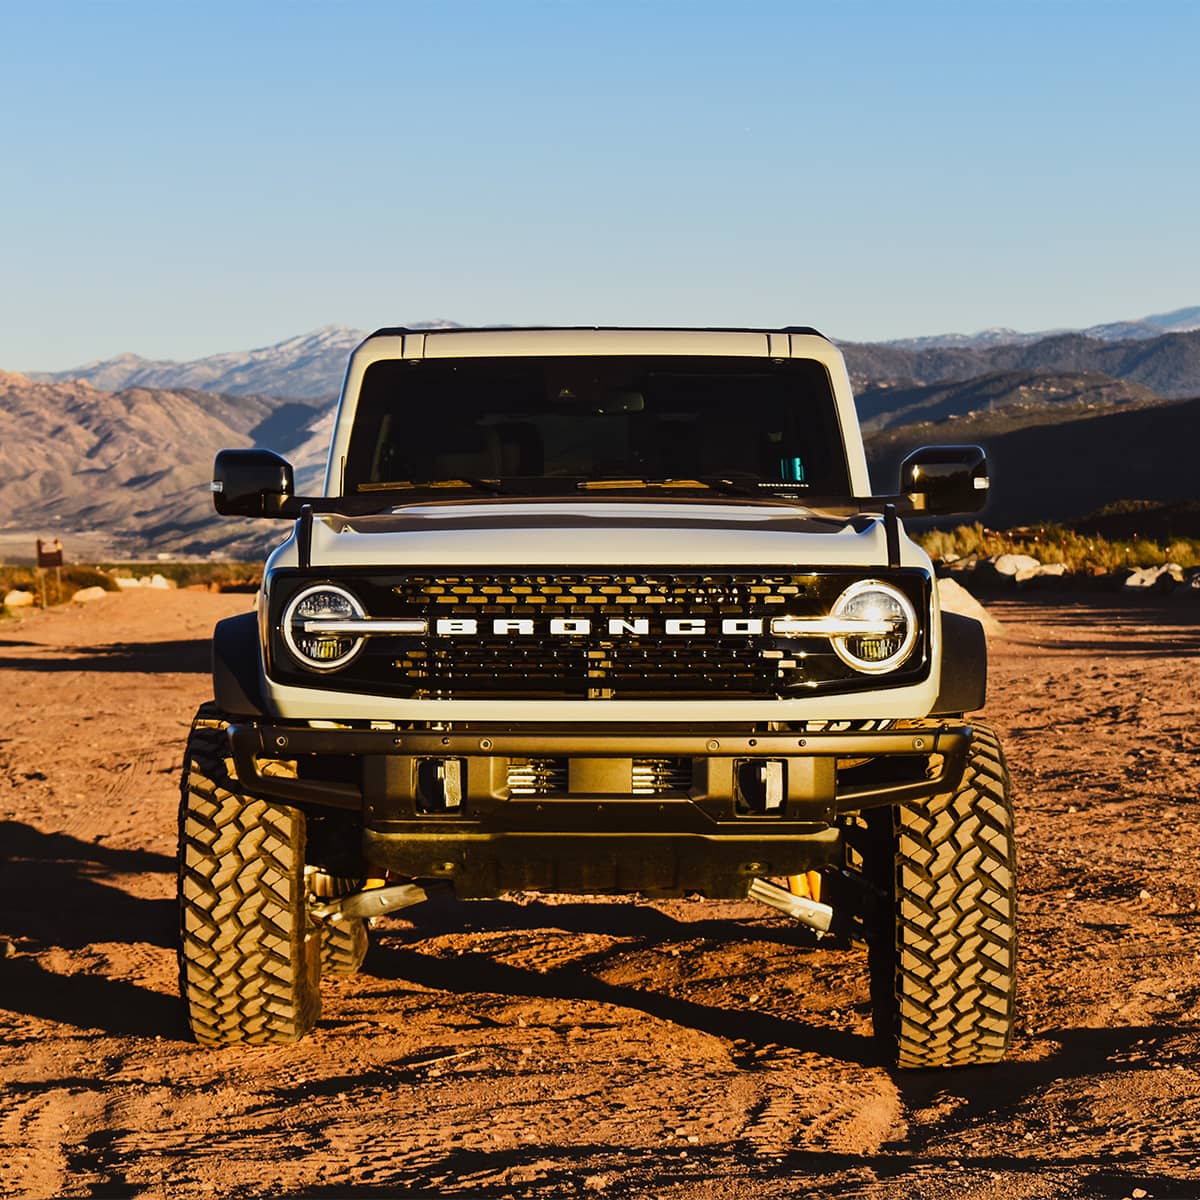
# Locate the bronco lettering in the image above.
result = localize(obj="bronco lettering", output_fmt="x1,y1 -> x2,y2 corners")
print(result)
432,617 -> 769,636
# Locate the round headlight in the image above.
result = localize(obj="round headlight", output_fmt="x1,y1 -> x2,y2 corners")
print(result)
830,580 -> 918,674
282,584 -> 366,671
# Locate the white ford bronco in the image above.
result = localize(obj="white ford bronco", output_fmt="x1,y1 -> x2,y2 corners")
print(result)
179,326 -> 1015,1067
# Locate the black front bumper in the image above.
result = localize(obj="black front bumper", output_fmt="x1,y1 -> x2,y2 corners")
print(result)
224,721 -> 972,899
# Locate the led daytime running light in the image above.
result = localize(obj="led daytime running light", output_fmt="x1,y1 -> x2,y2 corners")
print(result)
828,580 -> 918,675
282,584 -> 367,671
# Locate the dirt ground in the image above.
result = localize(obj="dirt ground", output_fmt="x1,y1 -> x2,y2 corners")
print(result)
1,588 -> 1198,1199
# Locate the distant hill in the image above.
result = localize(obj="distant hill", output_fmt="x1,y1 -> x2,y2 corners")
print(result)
879,304 -> 1200,351
30,326 -> 362,399
31,322 -> 457,402
1074,500 -> 1200,540
1075,496 -> 1200,540
866,394 -> 1200,528
0,372 -> 329,558
856,370 -> 1163,434
842,329 -> 1200,400
1083,304 -> 1200,341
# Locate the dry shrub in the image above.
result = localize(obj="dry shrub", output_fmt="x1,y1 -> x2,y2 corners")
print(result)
101,561 -> 263,590
919,523 -> 1200,573
1,562 -> 265,609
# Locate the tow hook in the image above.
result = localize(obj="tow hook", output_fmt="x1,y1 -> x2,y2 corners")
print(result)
749,877 -> 834,936
310,882 -> 428,923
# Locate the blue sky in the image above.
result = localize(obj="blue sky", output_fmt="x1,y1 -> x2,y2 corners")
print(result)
2,0 -> 1197,369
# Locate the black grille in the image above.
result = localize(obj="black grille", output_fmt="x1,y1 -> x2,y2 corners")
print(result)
269,569 -> 930,700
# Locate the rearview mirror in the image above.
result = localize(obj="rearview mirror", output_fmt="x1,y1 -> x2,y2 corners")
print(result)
900,445 -> 989,516
212,449 -> 295,517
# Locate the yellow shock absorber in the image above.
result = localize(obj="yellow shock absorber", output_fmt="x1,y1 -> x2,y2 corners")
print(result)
787,871 -> 822,903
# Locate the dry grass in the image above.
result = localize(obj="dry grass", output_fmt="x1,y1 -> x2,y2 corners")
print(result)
0,564 -> 119,606
919,523 -> 1200,573
1,561 -> 262,613
99,561 -> 262,590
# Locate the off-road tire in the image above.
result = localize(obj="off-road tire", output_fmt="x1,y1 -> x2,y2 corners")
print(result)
317,916 -> 369,975
307,872 -> 370,976
867,720 -> 1017,1069
178,705 -> 321,1044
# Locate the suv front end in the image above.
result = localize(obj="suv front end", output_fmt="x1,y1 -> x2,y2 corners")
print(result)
181,326 -> 1014,1068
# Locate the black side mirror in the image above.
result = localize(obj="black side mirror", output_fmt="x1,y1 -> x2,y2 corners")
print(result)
900,445 -> 989,516
212,449 -> 295,517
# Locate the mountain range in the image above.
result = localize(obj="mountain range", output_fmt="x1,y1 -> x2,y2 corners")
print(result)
841,328 -> 1200,399
876,304 -> 1200,351
29,322 -> 456,400
30,306 -> 1200,401
5,306 -> 1199,557
0,372 -> 330,558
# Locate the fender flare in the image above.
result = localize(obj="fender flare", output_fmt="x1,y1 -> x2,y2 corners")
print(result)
932,610 -> 987,715
212,611 -> 266,716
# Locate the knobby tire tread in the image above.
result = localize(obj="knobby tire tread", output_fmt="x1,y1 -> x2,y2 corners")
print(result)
177,703 -> 321,1044
317,917 -> 369,976
869,720 -> 1018,1069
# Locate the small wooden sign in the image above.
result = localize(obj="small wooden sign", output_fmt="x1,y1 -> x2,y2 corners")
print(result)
36,538 -> 63,568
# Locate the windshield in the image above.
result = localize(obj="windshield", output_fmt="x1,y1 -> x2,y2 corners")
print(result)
344,356 -> 850,496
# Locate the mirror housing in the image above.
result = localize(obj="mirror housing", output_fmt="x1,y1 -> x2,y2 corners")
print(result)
900,445 -> 989,516
212,449 -> 295,517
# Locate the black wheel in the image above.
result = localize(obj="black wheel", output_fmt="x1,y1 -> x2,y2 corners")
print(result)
177,705 -> 321,1044
866,720 -> 1017,1068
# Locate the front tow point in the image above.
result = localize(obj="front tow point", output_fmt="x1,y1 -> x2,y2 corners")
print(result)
310,882 -> 428,923
749,877 -> 834,936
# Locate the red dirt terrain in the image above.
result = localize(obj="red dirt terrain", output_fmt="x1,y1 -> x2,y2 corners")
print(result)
1,589 -> 1198,1199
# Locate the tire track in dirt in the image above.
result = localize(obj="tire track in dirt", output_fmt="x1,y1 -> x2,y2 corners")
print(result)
0,1090 -> 70,1200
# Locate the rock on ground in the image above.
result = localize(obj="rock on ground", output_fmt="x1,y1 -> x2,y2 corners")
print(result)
1123,563 -> 1186,591
937,577 -> 1003,638
69,586 -> 110,603
991,552 -> 1041,577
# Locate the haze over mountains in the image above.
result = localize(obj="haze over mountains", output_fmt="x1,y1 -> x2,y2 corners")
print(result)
29,322 -> 457,400
875,303 -> 1200,351
32,326 -> 363,400
4,306 -> 1199,557
29,305 -> 1200,401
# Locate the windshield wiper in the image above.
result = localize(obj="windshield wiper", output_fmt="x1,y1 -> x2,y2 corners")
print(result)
358,476 -> 808,499
695,477 -> 760,496
576,478 -> 715,491
454,477 -> 507,494
357,478 -> 506,495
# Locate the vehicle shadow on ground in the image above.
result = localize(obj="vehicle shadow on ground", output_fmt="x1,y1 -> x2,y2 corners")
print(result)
393,891 -> 831,950
364,939 -> 875,1067
0,638 -> 211,673
0,821 -> 180,1037
0,955 -> 181,1039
